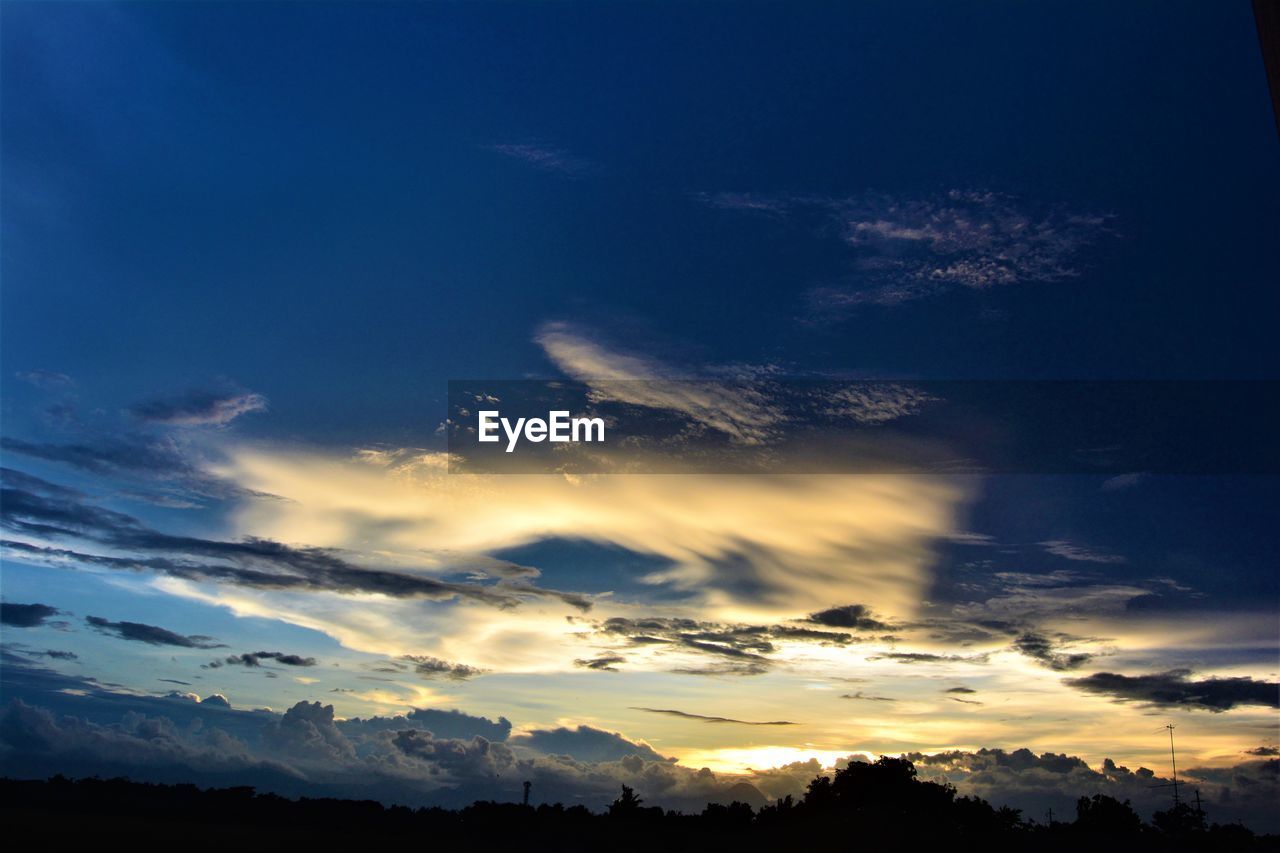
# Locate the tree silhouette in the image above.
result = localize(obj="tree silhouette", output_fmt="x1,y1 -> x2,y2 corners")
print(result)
608,785 -> 644,817
0,763 -> 1270,851
1075,794 -> 1143,835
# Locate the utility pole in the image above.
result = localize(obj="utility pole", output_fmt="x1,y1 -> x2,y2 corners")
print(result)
1166,724 -> 1181,806
522,780 -> 531,807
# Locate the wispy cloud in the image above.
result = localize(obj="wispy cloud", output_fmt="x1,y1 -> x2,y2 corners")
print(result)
14,369 -> 75,389
632,707 -> 797,726
130,389 -> 267,426
486,142 -> 596,178
534,322 -> 784,444
695,188 -> 1114,314
85,615 -> 225,649
1040,540 -> 1126,564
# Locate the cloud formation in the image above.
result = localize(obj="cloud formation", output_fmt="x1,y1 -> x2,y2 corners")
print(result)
1,602 -> 63,628
402,655 -> 485,680
631,708 -> 797,726
85,615 -> 225,649
486,143 -> 596,178
1065,670 -> 1280,712
535,322 -> 784,444
129,389 -> 267,426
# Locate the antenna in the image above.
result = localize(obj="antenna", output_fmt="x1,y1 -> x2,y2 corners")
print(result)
1150,724 -> 1183,806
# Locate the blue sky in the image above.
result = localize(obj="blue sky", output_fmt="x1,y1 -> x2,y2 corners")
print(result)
1,0 -> 1277,827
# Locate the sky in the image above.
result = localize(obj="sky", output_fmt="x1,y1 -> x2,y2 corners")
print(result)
1,0 -> 1278,829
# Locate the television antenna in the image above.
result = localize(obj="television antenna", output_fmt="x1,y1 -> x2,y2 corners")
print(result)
1149,724 -> 1181,806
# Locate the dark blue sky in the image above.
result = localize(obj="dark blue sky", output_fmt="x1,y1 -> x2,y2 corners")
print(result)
4,1 -> 1277,444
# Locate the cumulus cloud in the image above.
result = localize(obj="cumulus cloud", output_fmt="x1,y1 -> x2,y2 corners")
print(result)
129,389 -> 267,426
1065,669 -> 1279,712
85,616 -> 225,649
2,673 -> 1275,830
509,724 -> 671,763
906,748 -> 1278,830
0,698 -> 287,782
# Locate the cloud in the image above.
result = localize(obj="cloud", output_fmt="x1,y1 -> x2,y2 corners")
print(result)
1011,631 -> 1095,671
0,698 -> 288,781
0,438 -> 256,503
823,383 -> 940,425
1065,670 -> 1280,712
26,649 -> 79,661
340,708 -> 513,742
631,708 -> 797,726
1,437 -> 190,479
1040,540 -> 1126,564
534,322 -> 784,444
510,725 -> 671,763
0,481 -> 593,612
805,604 -> 889,631
799,190 -> 1115,313
870,652 -> 989,665
129,389 -> 267,426
575,655 -> 625,672
401,655 -> 484,680
85,615 -> 226,649
213,651 -> 318,668
949,570 -> 1152,622
486,143 -> 596,177
1245,746 -> 1278,757
14,369 -> 75,389
1,602 -> 63,628
584,615 -> 864,675
944,686 -> 976,694
0,468 -> 83,500
1101,472 -> 1148,492
206,439 -> 967,646
841,692 -> 896,703
905,748 -> 1279,831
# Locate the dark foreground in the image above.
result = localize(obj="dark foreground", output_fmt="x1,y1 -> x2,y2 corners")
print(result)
2,758 -> 1274,851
